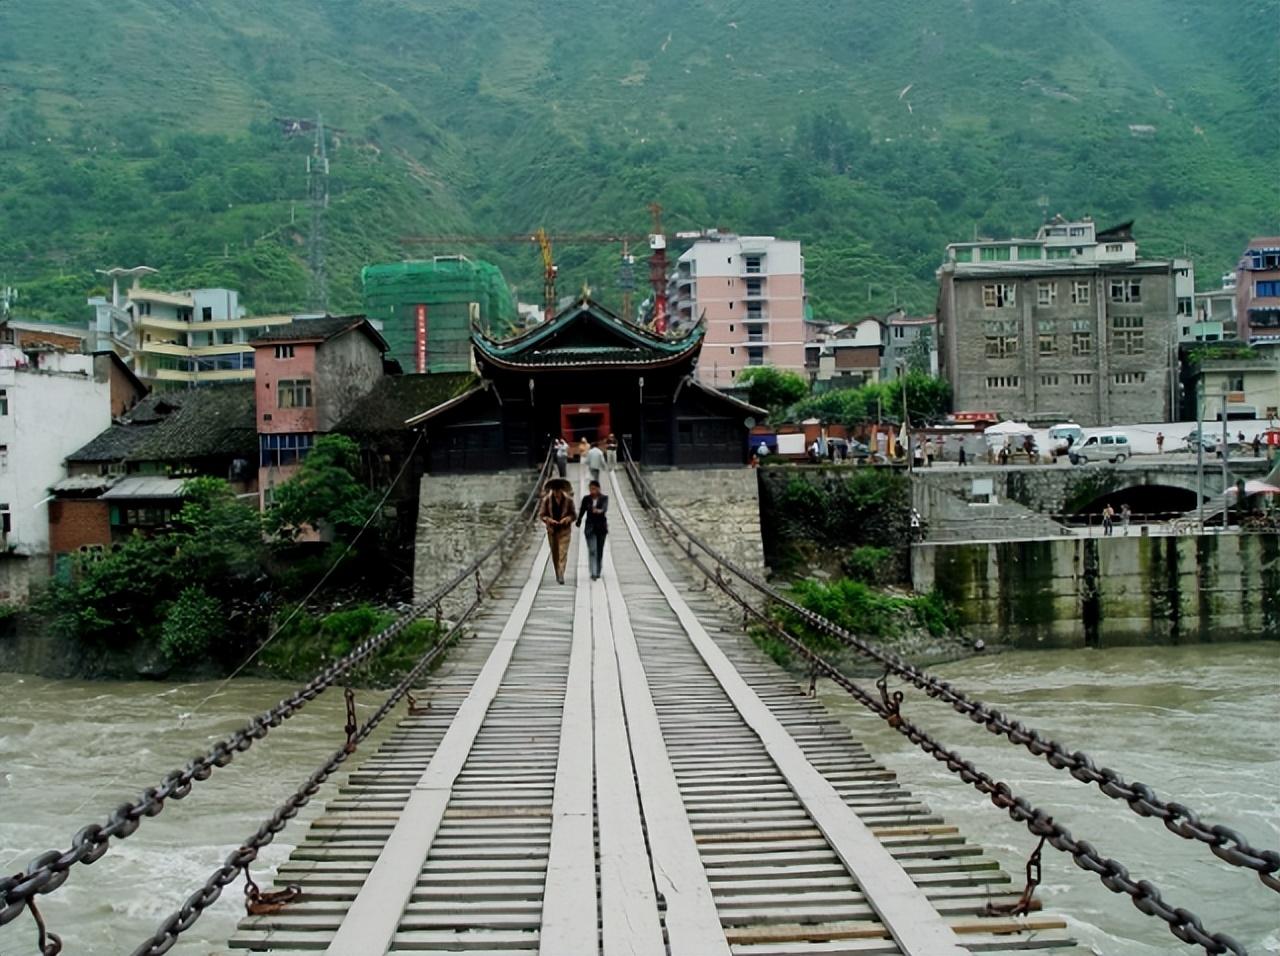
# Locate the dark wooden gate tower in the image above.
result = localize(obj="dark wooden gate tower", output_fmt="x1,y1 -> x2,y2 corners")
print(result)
406,297 -> 762,472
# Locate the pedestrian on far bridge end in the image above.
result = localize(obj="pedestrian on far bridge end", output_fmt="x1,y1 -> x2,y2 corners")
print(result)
577,480 -> 609,581
553,438 -> 569,477
605,433 -> 618,470
586,442 -> 606,484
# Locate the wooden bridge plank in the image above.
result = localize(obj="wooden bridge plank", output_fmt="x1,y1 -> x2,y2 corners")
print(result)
322,539 -> 551,956
610,480 -> 969,956
601,544 -> 733,955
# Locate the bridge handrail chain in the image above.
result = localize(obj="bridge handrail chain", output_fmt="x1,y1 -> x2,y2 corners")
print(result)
636,469 -> 1245,955
0,450 -> 552,930
620,446 -> 1280,893
129,595 -> 489,956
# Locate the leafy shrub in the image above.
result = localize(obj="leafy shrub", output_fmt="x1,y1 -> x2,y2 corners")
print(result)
160,588 -> 223,662
842,545 -> 896,585
774,578 -> 955,647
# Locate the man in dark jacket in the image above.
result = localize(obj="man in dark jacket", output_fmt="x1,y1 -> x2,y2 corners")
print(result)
576,480 -> 609,581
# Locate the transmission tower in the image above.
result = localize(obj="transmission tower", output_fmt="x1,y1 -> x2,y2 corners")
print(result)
306,116 -> 330,313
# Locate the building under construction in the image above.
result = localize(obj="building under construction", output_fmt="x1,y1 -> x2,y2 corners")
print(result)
361,257 -> 518,373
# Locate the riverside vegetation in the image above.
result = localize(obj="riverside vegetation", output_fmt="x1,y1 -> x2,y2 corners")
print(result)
1,1 -> 1275,322
27,436 -> 436,683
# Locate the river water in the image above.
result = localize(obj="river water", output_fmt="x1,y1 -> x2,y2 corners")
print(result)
822,643 -> 1280,954
1,644 -> 1277,954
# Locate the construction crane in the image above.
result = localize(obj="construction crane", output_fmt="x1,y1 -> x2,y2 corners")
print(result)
534,228 -> 558,319
401,225 -> 670,327
647,203 -> 668,334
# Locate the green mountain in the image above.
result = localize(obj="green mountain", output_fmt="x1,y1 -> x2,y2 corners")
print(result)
1,0 -> 1276,322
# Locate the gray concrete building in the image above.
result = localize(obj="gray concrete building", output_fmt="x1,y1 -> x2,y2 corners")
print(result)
937,218 -> 1178,426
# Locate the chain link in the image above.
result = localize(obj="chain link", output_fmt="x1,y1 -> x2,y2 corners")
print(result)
650,487 -> 1246,954
131,476 -> 545,955
621,448 -> 1280,892
0,452 -> 551,929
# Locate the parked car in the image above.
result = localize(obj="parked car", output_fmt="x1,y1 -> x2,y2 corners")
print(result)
1048,423 -> 1084,457
1184,428 -> 1239,457
1070,432 -> 1132,464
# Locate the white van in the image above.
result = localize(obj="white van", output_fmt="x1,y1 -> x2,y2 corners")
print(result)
1048,423 -> 1084,456
1070,432 -> 1131,464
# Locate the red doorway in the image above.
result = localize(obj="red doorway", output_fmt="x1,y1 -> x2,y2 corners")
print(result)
560,403 -> 611,446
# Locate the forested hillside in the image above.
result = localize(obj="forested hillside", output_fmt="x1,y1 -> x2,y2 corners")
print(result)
1,0 -> 1276,321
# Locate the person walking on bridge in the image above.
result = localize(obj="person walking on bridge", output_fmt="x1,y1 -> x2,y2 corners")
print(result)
586,441 -> 606,484
577,479 -> 609,581
538,478 -> 575,585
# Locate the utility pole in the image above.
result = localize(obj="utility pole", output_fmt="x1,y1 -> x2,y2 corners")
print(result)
306,115 -> 330,314
1196,375 -> 1205,528
1220,383 -> 1230,528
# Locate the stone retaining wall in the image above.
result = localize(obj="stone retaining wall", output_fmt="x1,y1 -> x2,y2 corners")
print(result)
913,532 -> 1280,647
636,467 -> 765,578
413,469 -> 539,614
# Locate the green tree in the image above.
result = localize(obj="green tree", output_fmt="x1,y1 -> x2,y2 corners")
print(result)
267,434 -> 381,541
161,587 -> 223,661
737,367 -> 810,413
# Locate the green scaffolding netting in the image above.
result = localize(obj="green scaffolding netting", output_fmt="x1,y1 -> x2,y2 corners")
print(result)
362,258 -> 518,373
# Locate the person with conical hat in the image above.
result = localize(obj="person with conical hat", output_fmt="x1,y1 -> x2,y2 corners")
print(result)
538,477 -> 575,585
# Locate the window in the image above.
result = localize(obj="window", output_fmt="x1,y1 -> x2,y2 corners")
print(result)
201,307 -> 213,321
893,326 -> 905,338
1038,334 -> 1057,357
0,504 -> 10,535
219,330 -> 235,345
277,378 -> 313,409
0,445 -> 6,470
951,248 -> 972,263
746,346 -> 765,366
746,303 -> 763,320
1041,374 -> 1060,387
1037,282 -> 1057,306
274,345 -> 295,359
1113,372 -> 1146,385
1073,373 -> 1093,386
1071,281 -> 1090,304
1177,297 -> 1193,317
746,278 -> 763,296
0,389 -> 7,415
982,283 -> 1016,308
1045,247 -> 1075,260
1109,279 -> 1142,302
744,255 -> 762,274
138,301 -> 152,316
1017,245 -> 1042,261
985,376 -> 1020,389
980,246 -> 1012,262
1112,315 -> 1145,355
1069,226 -> 1088,237
1105,243 -> 1123,253
1227,375 -> 1245,392
984,320 -> 1018,358
1071,331 -> 1094,356
1256,280 -> 1280,297
259,433 -> 315,467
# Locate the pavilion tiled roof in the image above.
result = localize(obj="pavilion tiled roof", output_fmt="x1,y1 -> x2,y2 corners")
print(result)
250,314 -> 389,352
473,298 -> 703,370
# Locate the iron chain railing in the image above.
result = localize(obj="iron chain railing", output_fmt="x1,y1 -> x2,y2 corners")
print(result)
621,447 -> 1279,893
1,450 -> 551,937
621,447 -> 1262,954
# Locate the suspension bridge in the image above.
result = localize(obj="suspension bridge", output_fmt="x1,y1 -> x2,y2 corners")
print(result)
1,455 -> 1274,956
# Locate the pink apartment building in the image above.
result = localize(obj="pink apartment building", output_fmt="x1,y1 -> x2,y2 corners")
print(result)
253,315 -> 388,509
1236,237 -> 1280,342
668,234 -> 807,388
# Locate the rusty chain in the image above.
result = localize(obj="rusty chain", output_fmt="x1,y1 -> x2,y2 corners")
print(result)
621,446 -> 1280,893
654,494 -> 1247,955
0,451 -> 551,931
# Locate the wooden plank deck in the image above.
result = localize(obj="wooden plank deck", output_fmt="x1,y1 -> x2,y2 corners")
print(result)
227,466 -> 1082,955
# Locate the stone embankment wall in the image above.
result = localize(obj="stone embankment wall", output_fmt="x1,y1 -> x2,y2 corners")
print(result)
634,468 -> 765,578
414,470 -> 540,614
913,532 -> 1279,647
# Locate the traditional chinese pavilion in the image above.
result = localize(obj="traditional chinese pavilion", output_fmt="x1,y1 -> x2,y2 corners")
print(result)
406,298 -> 763,472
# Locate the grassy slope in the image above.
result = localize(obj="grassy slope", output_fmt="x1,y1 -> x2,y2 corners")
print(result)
0,0 -> 1275,321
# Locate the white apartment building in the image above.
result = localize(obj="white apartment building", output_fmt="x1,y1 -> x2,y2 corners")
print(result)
0,345 -> 120,602
88,266 -> 297,383
667,233 -> 807,388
